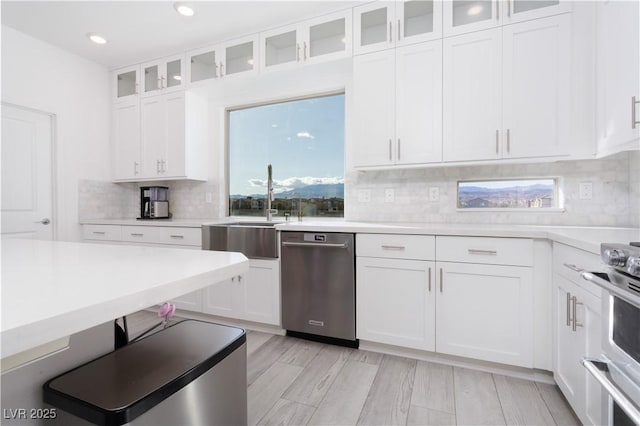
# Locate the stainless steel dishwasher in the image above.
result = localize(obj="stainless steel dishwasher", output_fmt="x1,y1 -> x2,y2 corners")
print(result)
280,232 -> 357,347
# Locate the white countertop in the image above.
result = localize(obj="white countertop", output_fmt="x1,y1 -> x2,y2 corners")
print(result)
82,218 -> 640,255
0,238 -> 248,358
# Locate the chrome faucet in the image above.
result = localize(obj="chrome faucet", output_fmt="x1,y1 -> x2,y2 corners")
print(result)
266,164 -> 277,221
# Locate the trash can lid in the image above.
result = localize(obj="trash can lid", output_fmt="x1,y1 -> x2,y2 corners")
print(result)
43,320 -> 245,426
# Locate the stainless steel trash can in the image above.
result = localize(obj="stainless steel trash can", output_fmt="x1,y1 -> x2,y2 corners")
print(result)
43,320 -> 247,426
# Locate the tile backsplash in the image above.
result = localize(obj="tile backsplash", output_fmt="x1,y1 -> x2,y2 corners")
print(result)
79,151 -> 639,228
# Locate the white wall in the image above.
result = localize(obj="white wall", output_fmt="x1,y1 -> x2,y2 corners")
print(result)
1,26 -> 111,241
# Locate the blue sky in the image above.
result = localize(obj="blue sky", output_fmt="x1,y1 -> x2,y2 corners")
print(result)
228,94 -> 345,196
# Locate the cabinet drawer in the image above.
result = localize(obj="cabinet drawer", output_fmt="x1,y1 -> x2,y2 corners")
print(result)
149,227 -> 202,247
553,242 -> 605,297
83,225 -> 121,241
436,236 -> 533,266
357,234 -> 435,260
120,226 -> 154,243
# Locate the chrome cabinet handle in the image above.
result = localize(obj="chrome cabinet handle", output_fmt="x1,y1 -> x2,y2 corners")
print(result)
157,77 -> 162,90
495,130 -> 499,154
563,263 -> 584,273
170,235 -> 185,239
381,245 -> 405,250
397,138 -> 401,161
130,233 -> 144,237
296,43 -> 301,61
389,22 -> 392,43
582,359 -> 640,425
161,76 -> 166,89
214,62 -> 219,78
506,129 -> 511,153
92,231 -> 106,235
468,249 -> 497,255
439,268 -> 443,293
566,292 -> 571,326
572,296 -> 583,331
282,241 -> 347,249
134,161 -> 139,175
428,267 -> 432,292
220,62 -> 224,77
389,139 -> 392,161
633,96 -> 639,129
303,42 -> 307,60
34,218 -> 51,225
397,19 -> 401,40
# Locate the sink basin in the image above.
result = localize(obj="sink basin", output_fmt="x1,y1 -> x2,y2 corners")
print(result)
202,222 -> 278,259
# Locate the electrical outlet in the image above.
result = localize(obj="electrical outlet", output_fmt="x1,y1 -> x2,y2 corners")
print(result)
429,187 -> 440,202
579,182 -> 593,200
384,188 -> 395,203
357,189 -> 371,203
205,192 -> 213,203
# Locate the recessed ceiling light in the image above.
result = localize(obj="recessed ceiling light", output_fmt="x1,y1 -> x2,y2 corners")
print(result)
87,33 -> 107,45
174,3 -> 195,17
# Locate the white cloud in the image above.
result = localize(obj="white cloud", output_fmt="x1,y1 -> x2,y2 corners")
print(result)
247,176 -> 344,193
296,131 -> 315,139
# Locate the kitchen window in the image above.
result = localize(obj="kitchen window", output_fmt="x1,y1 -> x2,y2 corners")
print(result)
457,178 -> 559,209
227,93 -> 345,218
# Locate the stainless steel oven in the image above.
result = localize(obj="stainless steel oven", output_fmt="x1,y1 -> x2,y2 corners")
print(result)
581,243 -> 640,425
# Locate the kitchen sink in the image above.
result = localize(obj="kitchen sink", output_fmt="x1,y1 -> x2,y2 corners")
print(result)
202,222 -> 278,259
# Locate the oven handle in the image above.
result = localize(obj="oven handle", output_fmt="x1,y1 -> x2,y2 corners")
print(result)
582,358 -> 640,425
580,271 -> 640,308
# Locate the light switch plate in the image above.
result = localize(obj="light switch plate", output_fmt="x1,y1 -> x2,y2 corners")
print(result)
429,187 -> 439,202
357,189 -> 371,203
579,182 -> 592,200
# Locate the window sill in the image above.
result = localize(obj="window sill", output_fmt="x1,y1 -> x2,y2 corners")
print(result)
456,208 -> 566,213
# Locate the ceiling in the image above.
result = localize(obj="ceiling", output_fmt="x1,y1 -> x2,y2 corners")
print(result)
1,1 -> 357,70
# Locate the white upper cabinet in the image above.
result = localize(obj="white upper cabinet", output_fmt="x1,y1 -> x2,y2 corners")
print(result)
113,64 -> 140,103
596,0 -> 640,156
444,14 -> 571,162
503,0 -> 571,24
260,9 -> 351,71
353,39 -> 443,168
354,1 -> 441,55
112,100 -> 140,180
502,14 -> 571,159
443,28 -> 502,162
141,54 -> 185,97
187,35 -> 258,86
443,0 -> 501,37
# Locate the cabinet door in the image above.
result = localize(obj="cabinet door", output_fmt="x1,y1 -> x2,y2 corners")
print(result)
304,9 -> 352,65
164,92 -> 186,177
596,0 -> 640,155
187,45 -> 221,86
396,0 -> 442,46
113,65 -> 139,103
504,0 -> 571,24
202,276 -> 242,318
436,262 -> 533,367
352,50 -> 396,167
260,23 -> 302,71
140,96 -> 166,178
396,40 -> 442,165
503,14 -> 570,159
141,55 -> 185,97
112,100 -> 141,180
141,60 -> 163,97
241,260 -> 281,325
357,257 -> 435,351
219,35 -> 258,78
353,2 -> 395,55
443,28 -> 502,162
443,0 -> 501,37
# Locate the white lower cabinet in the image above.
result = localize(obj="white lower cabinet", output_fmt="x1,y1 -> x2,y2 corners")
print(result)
357,234 -> 535,368
552,243 -> 603,426
203,259 -> 280,326
357,257 -> 436,351
436,262 -> 533,367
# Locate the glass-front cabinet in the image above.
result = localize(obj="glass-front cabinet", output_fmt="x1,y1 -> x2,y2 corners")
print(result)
113,64 -> 140,103
140,54 -> 185,97
354,0 -> 441,55
443,0 -> 500,37
186,35 -> 258,86
260,9 -> 352,71
505,0 -> 570,24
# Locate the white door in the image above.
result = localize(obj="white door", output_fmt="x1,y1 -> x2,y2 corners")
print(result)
242,260 -> 281,325
357,257 -> 436,351
202,277 -> 241,318
112,100 -> 140,180
395,40 -> 443,165
1,104 -> 54,239
140,95 -> 166,178
396,0 -> 443,45
504,0 -> 571,24
443,28 -> 502,162
443,0 -> 501,37
352,50 -> 396,167
353,1 -> 395,55
502,14 -> 570,159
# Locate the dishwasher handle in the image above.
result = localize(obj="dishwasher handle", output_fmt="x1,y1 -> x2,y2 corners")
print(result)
282,241 -> 348,249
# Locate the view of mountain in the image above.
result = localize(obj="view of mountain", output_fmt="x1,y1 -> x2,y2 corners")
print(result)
458,183 -> 554,208
231,183 -> 344,200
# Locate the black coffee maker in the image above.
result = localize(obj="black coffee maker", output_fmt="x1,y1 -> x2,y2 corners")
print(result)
139,186 -> 170,219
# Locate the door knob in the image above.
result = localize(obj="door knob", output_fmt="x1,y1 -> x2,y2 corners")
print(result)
34,218 -> 51,225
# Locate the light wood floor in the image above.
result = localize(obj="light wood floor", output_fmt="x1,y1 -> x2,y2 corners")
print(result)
126,312 -> 581,426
